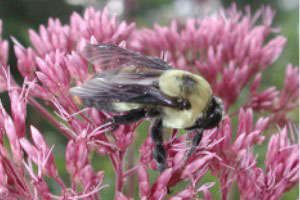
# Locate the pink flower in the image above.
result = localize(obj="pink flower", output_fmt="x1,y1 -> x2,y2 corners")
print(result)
207,109 -> 268,199
130,5 -> 287,110
13,38 -> 37,80
8,87 -> 28,138
0,20 -> 9,92
236,125 -> 299,200
0,20 -> 8,67
36,50 -> 70,94
0,100 -> 23,164
29,18 -> 71,56
25,126 -> 58,176
138,166 -> 151,198
0,146 -> 33,199
0,3 -> 298,200
70,7 -> 135,45
66,138 -> 89,180
247,64 -> 299,125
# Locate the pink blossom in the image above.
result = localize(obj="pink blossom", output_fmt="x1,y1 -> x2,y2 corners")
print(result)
29,18 -> 71,56
8,88 -> 27,138
0,3 -> 298,200
0,20 -> 8,67
247,64 -> 299,125
66,138 -> 89,180
20,126 -> 58,177
138,166 -> 151,198
70,7 -> 135,45
130,5 -> 287,110
208,109 -> 269,199
236,126 -> 299,200
0,20 -> 9,92
0,148 -> 33,199
13,38 -> 37,80
249,73 -> 280,111
64,51 -> 89,81
116,192 -> 133,200
0,100 -> 23,164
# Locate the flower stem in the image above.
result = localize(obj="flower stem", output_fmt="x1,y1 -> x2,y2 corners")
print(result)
127,145 -> 135,198
114,151 -> 125,197
28,97 -> 73,139
8,72 -> 73,139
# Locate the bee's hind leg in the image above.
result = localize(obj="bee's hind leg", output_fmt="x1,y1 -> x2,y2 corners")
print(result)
103,109 -> 147,130
110,109 -> 147,124
151,118 -> 167,173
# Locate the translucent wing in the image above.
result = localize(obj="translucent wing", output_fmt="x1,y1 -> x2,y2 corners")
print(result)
70,44 -> 189,110
82,44 -> 172,71
70,75 -> 188,109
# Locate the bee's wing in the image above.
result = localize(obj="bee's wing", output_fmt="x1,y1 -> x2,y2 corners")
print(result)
71,44 -> 187,109
82,44 -> 172,71
70,70 -> 185,109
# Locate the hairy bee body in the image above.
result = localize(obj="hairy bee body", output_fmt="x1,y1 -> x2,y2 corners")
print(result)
159,70 -> 212,128
70,44 -> 224,173
79,69 -> 213,129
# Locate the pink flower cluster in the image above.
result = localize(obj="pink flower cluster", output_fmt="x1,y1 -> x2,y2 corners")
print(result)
130,6 -> 289,111
0,4 -> 298,200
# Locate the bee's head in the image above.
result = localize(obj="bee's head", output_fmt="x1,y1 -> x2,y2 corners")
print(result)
187,96 -> 224,130
201,96 -> 224,129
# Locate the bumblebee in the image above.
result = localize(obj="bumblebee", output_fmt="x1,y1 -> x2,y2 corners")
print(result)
70,44 -> 224,172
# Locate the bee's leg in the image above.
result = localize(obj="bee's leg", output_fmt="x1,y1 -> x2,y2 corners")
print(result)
111,109 -> 147,124
151,118 -> 167,173
186,128 -> 203,157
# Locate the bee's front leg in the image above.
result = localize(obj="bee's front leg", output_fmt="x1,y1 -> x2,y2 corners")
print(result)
151,118 -> 167,173
186,128 -> 203,157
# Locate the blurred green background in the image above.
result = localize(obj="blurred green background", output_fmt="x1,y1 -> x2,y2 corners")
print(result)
0,0 -> 298,199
